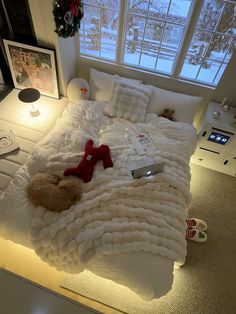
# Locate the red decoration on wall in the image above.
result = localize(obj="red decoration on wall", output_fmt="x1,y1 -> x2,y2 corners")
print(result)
53,0 -> 84,38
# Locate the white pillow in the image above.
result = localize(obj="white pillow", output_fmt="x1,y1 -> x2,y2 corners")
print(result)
67,78 -> 90,101
148,85 -> 203,123
89,68 -> 143,101
105,78 -> 152,122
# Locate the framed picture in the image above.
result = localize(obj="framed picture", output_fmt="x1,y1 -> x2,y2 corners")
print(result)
3,39 -> 59,99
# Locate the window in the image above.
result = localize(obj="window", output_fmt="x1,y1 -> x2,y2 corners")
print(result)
79,0 -> 236,87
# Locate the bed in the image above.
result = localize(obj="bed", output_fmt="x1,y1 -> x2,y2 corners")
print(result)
0,69 -> 202,300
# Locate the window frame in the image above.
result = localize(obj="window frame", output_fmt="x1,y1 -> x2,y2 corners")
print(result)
79,0 -> 235,89
170,0 -> 203,79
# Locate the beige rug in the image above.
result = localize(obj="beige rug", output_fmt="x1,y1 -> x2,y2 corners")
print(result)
61,164 -> 236,314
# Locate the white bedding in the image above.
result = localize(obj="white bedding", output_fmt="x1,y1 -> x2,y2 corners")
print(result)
0,100 -> 197,299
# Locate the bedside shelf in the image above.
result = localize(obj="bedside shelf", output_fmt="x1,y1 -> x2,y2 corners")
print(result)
0,89 -> 68,192
191,101 -> 236,177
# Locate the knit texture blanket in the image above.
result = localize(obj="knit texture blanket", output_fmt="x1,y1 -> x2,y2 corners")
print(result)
2,100 -> 197,273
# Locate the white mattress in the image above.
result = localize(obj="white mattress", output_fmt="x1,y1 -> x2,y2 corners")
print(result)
0,98 -> 196,300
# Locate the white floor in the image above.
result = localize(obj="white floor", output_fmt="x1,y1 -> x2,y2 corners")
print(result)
0,268 -> 100,314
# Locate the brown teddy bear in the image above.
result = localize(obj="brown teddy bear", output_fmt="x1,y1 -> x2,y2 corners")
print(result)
27,172 -> 82,212
159,109 -> 175,121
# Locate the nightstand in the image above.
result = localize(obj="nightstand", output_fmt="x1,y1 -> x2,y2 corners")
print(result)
191,101 -> 236,177
0,89 -> 68,192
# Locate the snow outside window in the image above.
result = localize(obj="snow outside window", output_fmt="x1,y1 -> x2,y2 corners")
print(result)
79,0 -> 236,87
180,0 -> 236,85
80,0 -> 121,60
123,0 -> 192,74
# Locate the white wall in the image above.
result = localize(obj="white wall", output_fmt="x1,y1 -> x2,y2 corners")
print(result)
212,52 -> 236,107
28,0 -> 78,96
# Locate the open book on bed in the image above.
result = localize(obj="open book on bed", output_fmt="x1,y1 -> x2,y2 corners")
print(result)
0,130 -> 19,156
128,132 -> 156,155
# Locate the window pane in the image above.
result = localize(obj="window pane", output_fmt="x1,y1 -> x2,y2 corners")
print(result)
196,0 -> 224,31
180,29 -> 214,82
197,60 -> 221,84
100,8 -> 118,60
182,30 -> 212,70
83,5 -> 100,31
206,35 -> 232,62
168,0 -> 192,24
162,23 -> 184,49
158,23 -> 184,73
84,31 -> 100,56
140,50 -> 157,69
139,20 -> 163,68
148,0 -> 170,20
155,49 -> 175,73
217,2 -> 236,35
80,1 -> 120,60
124,15 -> 145,65
124,0 -> 193,74
144,20 -> 164,44
129,0 -> 149,15
181,55 -> 201,79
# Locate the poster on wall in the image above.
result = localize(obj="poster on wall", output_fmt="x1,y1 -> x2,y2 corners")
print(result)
3,39 -> 59,99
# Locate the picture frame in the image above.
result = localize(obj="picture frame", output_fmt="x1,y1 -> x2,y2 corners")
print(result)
3,39 -> 59,99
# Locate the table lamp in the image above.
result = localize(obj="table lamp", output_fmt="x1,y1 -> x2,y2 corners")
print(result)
18,88 -> 40,117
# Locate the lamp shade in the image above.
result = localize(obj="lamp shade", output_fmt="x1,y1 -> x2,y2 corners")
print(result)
18,88 -> 41,117
18,88 -> 40,103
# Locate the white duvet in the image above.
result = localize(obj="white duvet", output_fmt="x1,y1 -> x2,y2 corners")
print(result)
0,100 -> 197,276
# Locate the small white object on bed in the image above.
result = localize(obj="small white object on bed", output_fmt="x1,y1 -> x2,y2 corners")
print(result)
67,77 -> 90,102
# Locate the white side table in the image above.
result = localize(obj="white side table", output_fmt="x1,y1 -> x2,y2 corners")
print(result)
0,89 -> 68,192
191,101 -> 236,176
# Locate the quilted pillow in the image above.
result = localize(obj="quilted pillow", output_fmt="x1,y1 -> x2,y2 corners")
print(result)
105,78 -> 152,122
89,68 -> 143,101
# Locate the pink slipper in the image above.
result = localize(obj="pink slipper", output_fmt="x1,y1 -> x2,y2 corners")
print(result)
186,217 -> 208,231
186,228 -> 207,243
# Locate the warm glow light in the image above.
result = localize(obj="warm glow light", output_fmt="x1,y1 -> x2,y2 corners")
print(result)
61,266 -> 181,305
30,103 -> 40,117
16,100 -> 57,128
0,235 -> 184,312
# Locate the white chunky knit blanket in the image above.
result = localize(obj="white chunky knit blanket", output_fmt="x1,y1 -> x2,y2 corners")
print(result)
1,100 -> 197,273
